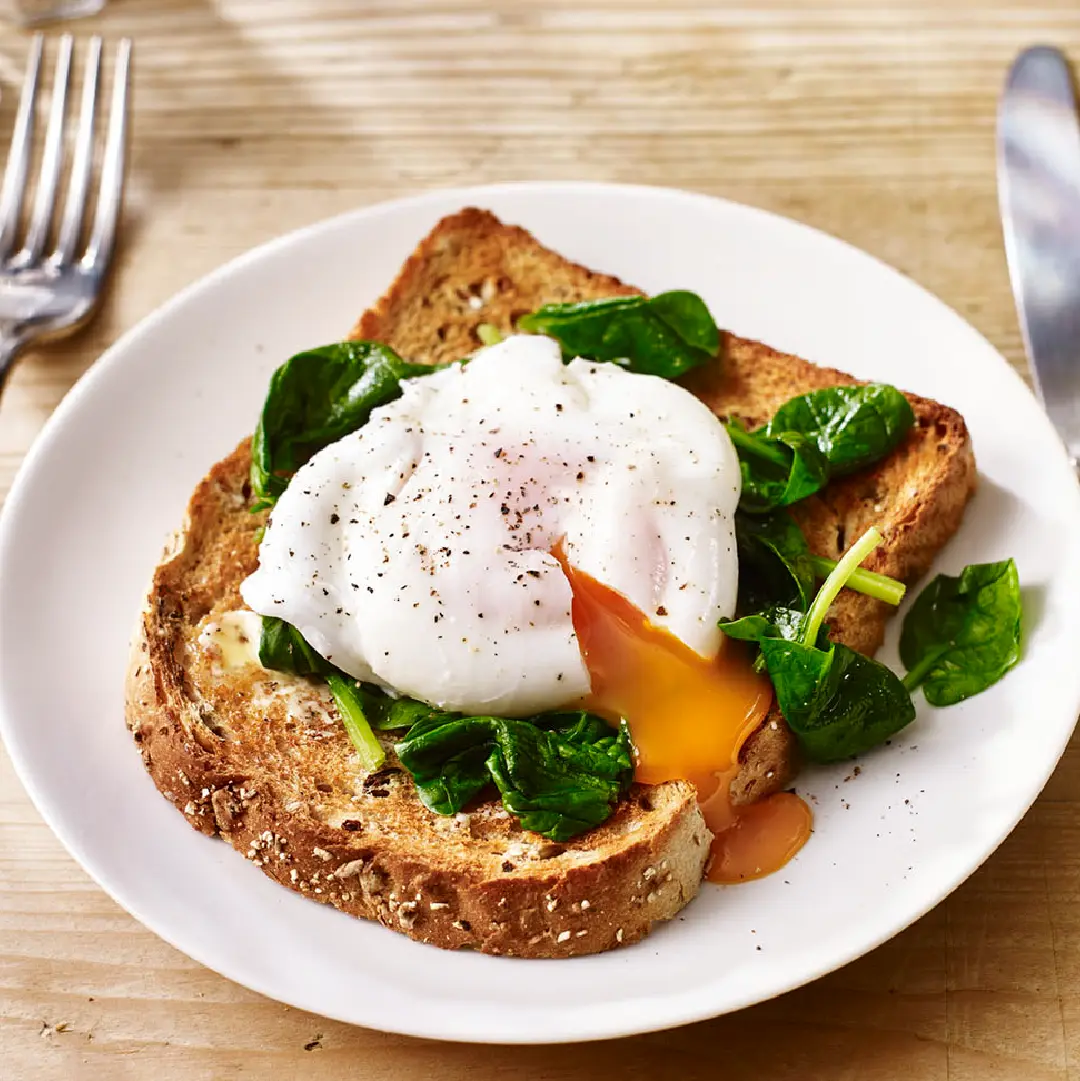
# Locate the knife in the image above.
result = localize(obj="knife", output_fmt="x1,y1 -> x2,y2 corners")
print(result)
998,45 -> 1080,468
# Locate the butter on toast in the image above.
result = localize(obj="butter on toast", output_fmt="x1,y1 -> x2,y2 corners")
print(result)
127,209 -> 975,958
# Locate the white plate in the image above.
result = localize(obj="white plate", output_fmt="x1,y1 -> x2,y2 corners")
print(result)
2,182 -> 1080,1045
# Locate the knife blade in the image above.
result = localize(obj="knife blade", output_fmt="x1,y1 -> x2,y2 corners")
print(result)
998,45 -> 1080,465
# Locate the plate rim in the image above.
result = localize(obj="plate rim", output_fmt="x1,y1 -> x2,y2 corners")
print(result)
2,179 -> 1079,1044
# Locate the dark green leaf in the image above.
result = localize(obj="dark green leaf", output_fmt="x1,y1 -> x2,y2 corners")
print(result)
719,606 -> 819,647
735,510 -> 817,611
725,422 -> 829,513
764,383 -> 915,476
899,559 -> 1021,706
759,638 -> 916,763
250,341 -> 437,510
727,384 -> 916,515
396,714 -> 498,815
258,615 -> 330,677
366,695 -> 442,732
517,291 -> 720,378
395,710 -> 634,841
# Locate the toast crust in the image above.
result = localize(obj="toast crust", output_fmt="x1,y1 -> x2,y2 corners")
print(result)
126,208 -> 976,956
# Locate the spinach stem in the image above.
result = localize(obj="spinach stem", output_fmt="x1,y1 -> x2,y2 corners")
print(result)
802,527 -> 883,646
901,649 -> 944,692
810,555 -> 906,606
327,672 -> 386,771
726,423 -> 790,468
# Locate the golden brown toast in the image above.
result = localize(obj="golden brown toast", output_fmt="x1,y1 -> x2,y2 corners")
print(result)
127,208 -> 976,958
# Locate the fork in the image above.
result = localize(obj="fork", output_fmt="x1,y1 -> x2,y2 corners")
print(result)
0,33 -> 131,398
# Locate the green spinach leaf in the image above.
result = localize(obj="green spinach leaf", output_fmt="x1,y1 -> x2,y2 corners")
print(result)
735,510 -> 905,612
250,341 -> 437,510
517,291 -> 720,379
759,638 -> 916,763
735,510 -> 817,611
395,710 -> 634,841
725,422 -> 829,513
764,383 -> 915,476
736,527 -> 917,762
728,384 -> 915,514
899,559 -> 1021,706
258,614 -> 329,676
719,605 -> 821,647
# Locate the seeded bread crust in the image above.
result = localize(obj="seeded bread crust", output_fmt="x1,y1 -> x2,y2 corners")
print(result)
126,208 -> 976,957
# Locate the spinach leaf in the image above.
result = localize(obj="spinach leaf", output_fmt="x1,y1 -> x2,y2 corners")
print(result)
250,341 -> 437,510
764,383 -> 915,476
258,616 -> 385,770
900,559 -> 1021,706
364,695 -> 442,732
728,384 -> 915,514
395,710 -> 634,841
719,605 -> 822,648
735,510 -> 905,613
725,422 -> 829,513
258,614 -> 329,676
517,291 -> 720,379
759,638 -> 916,763
735,510 -> 817,611
738,527 -> 917,762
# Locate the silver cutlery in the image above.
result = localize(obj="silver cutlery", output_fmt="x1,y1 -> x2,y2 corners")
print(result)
998,45 -> 1080,470
0,33 -> 131,398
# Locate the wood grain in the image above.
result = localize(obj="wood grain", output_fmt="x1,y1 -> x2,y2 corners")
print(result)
0,1 -> 1075,1077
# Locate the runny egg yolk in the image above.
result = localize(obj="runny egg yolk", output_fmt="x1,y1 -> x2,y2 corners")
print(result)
555,549 -> 813,884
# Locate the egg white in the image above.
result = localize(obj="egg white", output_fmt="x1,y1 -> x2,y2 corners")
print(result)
241,335 -> 741,715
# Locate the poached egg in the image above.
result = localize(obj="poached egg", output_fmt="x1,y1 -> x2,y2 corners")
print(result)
242,335 -> 741,714
241,333 -> 811,882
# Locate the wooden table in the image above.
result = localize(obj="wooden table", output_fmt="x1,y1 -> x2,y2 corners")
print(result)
1,1 -> 1078,1077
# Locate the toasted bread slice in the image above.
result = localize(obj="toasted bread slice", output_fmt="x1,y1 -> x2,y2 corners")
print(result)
127,208 -> 976,958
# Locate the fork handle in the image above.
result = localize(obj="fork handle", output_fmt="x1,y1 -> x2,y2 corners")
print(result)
0,332 -> 26,400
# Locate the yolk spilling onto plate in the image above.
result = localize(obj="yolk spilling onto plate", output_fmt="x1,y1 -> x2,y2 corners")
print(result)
556,551 -> 813,883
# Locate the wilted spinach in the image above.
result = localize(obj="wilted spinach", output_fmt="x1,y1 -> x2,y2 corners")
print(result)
719,605 -> 823,649
763,384 -> 915,476
759,637 -> 916,763
395,709 -> 634,840
250,341 -> 439,510
725,423 -> 829,513
735,509 -> 906,613
517,291 -> 720,379
735,510 -> 818,612
723,527 -> 917,762
729,383 -> 915,514
900,559 -> 1022,706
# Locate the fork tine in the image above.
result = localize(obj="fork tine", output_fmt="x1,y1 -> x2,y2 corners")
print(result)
53,36 -> 101,266
0,35 -> 44,258
19,34 -> 72,264
82,38 -> 131,273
